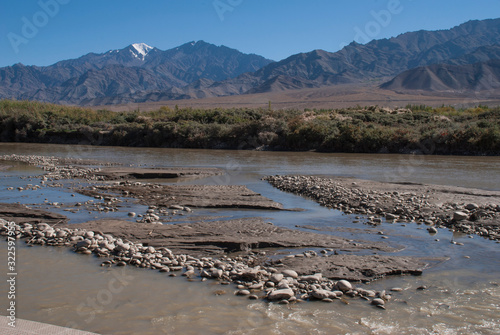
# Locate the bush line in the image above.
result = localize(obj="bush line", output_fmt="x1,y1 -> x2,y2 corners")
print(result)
0,100 -> 499,155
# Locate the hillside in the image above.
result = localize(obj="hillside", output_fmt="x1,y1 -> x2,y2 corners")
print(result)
381,60 -> 500,91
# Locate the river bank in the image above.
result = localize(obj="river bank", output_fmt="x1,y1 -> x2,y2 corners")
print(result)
1,100 -> 499,155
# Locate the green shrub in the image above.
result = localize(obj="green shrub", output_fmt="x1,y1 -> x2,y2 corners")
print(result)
0,100 -> 499,155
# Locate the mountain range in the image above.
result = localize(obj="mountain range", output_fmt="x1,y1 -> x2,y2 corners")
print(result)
0,41 -> 273,105
1,18 -> 500,106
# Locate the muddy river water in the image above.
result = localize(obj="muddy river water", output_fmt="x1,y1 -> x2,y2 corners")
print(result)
0,143 -> 499,335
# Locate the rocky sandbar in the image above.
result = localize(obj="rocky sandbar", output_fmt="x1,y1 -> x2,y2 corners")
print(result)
264,175 -> 500,240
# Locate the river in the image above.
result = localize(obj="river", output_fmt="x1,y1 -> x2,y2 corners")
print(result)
0,143 -> 499,335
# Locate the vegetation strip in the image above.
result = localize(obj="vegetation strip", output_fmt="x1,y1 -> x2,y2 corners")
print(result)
1,100 -> 499,155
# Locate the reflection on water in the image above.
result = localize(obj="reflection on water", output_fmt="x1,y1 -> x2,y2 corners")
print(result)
0,143 -> 499,334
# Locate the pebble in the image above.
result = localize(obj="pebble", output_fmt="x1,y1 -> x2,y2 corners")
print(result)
270,273 -> 284,283
371,298 -> 385,308
453,211 -> 469,221
427,227 -> 438,234
300,273 -> 323,283
182,269 -> 195,277
465,203 -> 479,210
249,283 -> 264,290
236,290 -> 251,296
267,288 -> 294,301
312,289 -> 338,300
386,213 -> 398,221
282,269 -> 298,279
336,280 -> 352,292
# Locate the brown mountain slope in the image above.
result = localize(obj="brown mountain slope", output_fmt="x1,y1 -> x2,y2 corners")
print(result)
381,60 -> 500,92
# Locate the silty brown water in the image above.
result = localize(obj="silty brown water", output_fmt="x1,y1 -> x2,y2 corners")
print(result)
0,143 -> 499,334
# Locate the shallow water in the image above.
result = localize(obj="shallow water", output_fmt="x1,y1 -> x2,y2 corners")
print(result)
0,143 -> 499,334
0,142 -> 499,190
1,241 -> 499,335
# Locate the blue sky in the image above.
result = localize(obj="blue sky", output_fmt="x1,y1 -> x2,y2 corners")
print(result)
1,0 -> 499,67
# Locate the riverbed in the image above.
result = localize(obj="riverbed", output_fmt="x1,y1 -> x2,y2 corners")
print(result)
0,143 -> 499,335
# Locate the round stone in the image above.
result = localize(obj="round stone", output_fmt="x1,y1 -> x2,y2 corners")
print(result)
282,269 -> 298,279
336,280 -> 352,292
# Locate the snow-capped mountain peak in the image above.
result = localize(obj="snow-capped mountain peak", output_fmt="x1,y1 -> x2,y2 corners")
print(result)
130,43 -> 153,60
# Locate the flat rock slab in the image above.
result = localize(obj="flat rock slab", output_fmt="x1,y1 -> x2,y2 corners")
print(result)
0,203 -> 68,225
278,254 -> 444,282
80,184 -> 284,210
94,167 -> 224,180
61,217 -> 396,256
